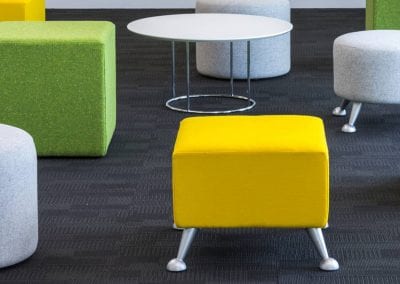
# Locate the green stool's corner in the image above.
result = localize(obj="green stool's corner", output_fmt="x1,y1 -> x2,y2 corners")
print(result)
366,0 -> 400,30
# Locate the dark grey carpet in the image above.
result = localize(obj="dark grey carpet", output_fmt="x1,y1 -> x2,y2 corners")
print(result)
1,9 -> 400,284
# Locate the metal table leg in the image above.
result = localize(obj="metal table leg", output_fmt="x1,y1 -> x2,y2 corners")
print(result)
165,40 -> 256,114
247,40 -> 251,104
185,41 -> 191,112
230,41 -> 234,96
171,41 -> 176,98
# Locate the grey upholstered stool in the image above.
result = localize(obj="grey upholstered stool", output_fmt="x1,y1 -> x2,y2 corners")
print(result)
0,124 -> 38,268
332,30 -> 400,133
196,0 -> 291,79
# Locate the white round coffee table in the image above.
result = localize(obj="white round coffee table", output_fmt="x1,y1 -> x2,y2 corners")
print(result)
127,13 -> 293,114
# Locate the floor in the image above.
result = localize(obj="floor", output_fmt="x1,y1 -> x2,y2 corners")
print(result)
1,9 -> 400,284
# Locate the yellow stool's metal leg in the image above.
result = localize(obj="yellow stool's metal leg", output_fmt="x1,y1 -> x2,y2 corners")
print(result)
167,228 -> 197,272
307,228 -> 339,271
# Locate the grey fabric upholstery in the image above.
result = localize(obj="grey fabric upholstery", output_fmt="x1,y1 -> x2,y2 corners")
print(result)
195,0 -> 291,79
0,124 -> 38,268
334,30 -> 400,104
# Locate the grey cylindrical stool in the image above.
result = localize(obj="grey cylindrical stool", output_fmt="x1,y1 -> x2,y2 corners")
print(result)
332,30 -> 400,133
196,0 -> 291,79
0,124 -> 38,268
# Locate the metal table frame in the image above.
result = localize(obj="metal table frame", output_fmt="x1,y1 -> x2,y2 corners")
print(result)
165,40 -> 256,114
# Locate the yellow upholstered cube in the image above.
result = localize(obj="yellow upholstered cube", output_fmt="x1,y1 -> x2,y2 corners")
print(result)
0,0 -> 45,21
172,115 -> 329,229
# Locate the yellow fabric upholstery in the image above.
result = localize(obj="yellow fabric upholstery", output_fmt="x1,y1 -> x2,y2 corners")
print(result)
172,115 -> 329,228
0,0 -> 45,21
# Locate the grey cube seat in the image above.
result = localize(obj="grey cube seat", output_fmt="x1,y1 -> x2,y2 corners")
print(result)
195,0 -> 291,79
0,124 -> 38,268
332,30 -> 400,133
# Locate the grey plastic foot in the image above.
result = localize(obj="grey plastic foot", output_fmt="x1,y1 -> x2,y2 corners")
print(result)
332,99 -> 350,116
167,228 -> 197,272
332,107 -> 347,117
320,257 -> 340,271
167,258 -> 187,272
307,228 -> 339,272
341,102 -> 362,133
342,123 -> 356,133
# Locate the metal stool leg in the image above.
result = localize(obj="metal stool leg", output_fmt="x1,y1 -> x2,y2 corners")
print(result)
307,228 -> 339,271
167,228 -> 197,272
342,102 -> 362,133
332,99 -> 350,116
172,223 -> 184,230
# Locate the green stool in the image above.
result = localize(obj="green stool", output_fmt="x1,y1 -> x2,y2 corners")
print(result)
0,21 -> 116,156
366,0 -> 400,30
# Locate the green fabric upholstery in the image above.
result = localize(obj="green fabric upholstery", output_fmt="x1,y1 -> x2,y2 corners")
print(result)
0,21 -> 116,156
366,0 -> 400,30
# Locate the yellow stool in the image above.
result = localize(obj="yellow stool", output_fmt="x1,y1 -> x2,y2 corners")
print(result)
0,0 -> 45,21
167,115 -> 339,272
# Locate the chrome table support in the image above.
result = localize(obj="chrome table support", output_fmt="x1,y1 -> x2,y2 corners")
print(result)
166,41 -> 256,114
185,41 -> 191,112
167,228 -> 198,272
171,41 -> 176,98
247,40 -> 251,102
230,41 -> 234,96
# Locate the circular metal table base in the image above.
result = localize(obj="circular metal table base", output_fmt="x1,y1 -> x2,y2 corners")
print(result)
166,94 -> 256,114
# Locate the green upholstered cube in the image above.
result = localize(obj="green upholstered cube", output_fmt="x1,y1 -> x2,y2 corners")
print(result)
0,21 -> 116,156
366,0 -> 400,30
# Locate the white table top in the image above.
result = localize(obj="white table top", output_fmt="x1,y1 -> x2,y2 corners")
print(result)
127,13 -> 293,42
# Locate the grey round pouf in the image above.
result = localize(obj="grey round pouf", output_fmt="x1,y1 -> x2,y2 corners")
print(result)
196,0 -> 291,79
0,124 -> 38,268
332,30 -> 400,133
